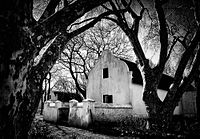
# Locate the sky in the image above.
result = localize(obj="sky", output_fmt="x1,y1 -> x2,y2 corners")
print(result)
33,0 -> 195,90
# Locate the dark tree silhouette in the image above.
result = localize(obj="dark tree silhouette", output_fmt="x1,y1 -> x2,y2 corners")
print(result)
100,0 -> 200,131
0,0 -> 109,138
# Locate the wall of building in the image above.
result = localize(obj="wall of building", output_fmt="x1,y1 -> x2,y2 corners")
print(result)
181,91 -> 197,116
130,84 -> 181,115
93,102 -> 137,125
42,96 -> 191,129
130,84 -> 147,115
68,99 -> 95,128
87,50 -> 131,105
86,50 -> 181,115
43,99 -> 95,128
130,84 -> 167,115
86,50 -> 194,117
43,100 -> 63,122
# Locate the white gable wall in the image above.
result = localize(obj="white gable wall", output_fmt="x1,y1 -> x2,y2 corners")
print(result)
130,84 -> 147,115
87,50 -> 131,105
130,83 -> 173,115
86,51 -> 182,116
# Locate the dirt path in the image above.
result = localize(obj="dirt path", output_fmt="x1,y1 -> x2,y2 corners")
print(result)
29,113 -> 118,139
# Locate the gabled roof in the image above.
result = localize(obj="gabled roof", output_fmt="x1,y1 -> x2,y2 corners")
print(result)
120,59 -> 194,91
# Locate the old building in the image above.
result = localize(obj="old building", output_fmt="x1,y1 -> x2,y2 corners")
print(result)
86,50 -> 196,116
43,50 -> 196,127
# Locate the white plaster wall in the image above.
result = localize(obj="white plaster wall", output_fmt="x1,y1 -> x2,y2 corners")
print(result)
94,103 -> 135,124
86,50 -> 183,116
87,51 -> 131,105
130,84 -> 147,115
43,100 -> 63,122
86,60 -> 102,102
68,99 -> 95,128
130,84 -> 168,115
130,84 -> 181,115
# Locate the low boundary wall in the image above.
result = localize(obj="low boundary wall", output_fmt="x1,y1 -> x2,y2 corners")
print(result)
43,100 -> 63,122
68,99 -> 95,128
43,99 -> 147,128
94,103 -> 137,125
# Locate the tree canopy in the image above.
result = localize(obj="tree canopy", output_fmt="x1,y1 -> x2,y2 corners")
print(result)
0,0 -> 109,138
0,0 -> 200,138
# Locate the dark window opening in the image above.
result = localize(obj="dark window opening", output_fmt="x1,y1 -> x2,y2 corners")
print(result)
103,95 -> 113,103
103,68 -> 109,78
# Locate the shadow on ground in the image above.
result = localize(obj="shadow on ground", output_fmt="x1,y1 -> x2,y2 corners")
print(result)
29,113 -> 200,139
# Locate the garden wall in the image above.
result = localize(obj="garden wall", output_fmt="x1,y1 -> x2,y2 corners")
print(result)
43,100 -> 147,128
43,100 -> 63,122
93,102 -> 142,125
67,99 -> 95,128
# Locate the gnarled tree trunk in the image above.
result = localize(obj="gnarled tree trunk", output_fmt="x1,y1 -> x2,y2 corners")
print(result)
142,80 -> 175,132
0,20 -> 41,139
0,0 -> 109,138
139,62 -> 168,131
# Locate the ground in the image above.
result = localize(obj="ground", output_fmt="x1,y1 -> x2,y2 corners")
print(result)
29,112 -> 200,139
29,113 -> 115,139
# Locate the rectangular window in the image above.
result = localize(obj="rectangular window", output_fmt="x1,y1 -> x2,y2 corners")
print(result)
49,102 -> 56,107
103,68 -> 109,78
103,95 -> 113,103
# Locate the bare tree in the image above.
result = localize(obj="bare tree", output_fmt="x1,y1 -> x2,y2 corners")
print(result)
0,0 -> 110,138
99,0 -> 200,131
85,20 -> 134,59
52,20 -> 134,98
52,77 -> 76,93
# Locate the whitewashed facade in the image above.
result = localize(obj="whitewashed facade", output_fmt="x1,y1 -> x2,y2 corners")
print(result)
87,50 -> 196,116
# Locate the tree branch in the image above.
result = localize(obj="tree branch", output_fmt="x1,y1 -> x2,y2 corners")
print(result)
69,10 -> 114,37
193,0 -> 200,25
175,46 -> 200,101
176,30 -> 190,49
166,36 -> 178,61
101,3 -> 112,11
39,0 -> 62,22
155,0 -> 169,70
33,0 -> 109,51
67,17 -> 96,32
172,26 -> 200,92
76,51 -> 88,79
31,9 -> 113,93
69,53 -> 86,97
